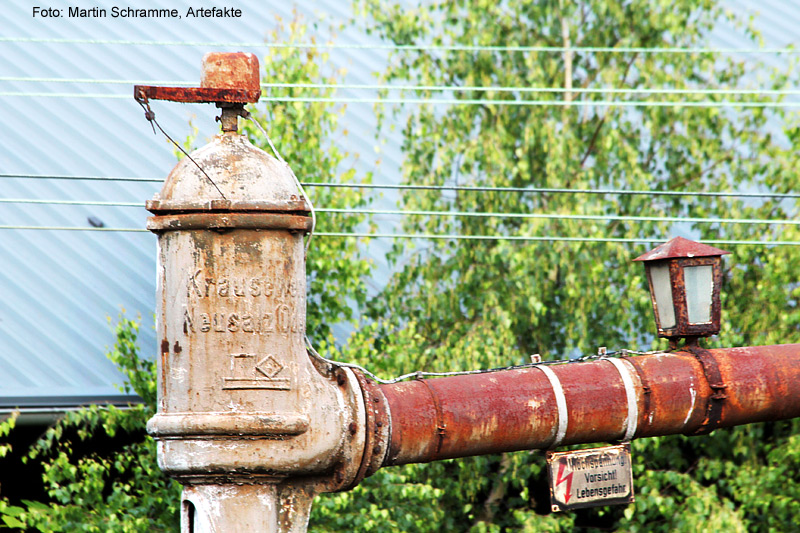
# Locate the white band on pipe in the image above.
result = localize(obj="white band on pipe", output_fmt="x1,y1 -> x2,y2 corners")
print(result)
603,357 -> 639,442
537,365 -> 568,448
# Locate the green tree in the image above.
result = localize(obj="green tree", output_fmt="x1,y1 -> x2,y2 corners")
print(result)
0,316 -> 178,531
4,4 -> 800,532
309,1 -> 800,531
0,15 -> 373,532
243,17 -> 374,344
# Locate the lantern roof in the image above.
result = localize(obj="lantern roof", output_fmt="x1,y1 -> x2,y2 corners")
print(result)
633,236 -> 730,262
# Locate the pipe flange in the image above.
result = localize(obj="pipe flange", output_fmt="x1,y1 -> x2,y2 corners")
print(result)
147,212 -> 312,233
338,370 -> 390,491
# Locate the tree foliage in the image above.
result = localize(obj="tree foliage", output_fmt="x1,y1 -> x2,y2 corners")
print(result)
0,316 -> 178,531
309,0 -> 800,531
3,3 -> 800,532
241,16 -> 374,344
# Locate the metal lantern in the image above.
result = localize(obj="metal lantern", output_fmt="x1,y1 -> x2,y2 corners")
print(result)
633,237 -> 730,340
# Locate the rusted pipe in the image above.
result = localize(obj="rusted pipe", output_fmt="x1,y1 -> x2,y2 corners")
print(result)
379,344 -> 800,466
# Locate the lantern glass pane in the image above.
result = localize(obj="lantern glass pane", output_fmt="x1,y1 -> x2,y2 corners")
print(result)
685,265 -> 713,324
650,264 -> 676,329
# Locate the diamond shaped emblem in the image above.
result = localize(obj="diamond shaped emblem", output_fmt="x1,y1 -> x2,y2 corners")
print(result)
255,355 -> 283,379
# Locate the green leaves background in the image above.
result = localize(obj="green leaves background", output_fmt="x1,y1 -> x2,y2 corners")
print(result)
3,2 -> 800,531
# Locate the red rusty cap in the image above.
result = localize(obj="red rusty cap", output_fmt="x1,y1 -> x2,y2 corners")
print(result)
633,236 -> 730,262
201,52 -> 260,95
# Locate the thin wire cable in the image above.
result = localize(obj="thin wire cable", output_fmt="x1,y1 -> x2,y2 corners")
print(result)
304,182 -> 800,199
306,339 -> 673,385
0,92 -> 129,99
244,112 -> 318,364
1,37 -> 797,54
4,174 -> 800,200
0,225 -> 796,245
0,76 -> 192,85
151,115 -> 226,200
261,82 -> 800,97
0,225 -> 148,232
244,109 -> 316,256
0,199 -> 796,228
0,173 -> 162,182
0,198 -> 142,207
136,94 -> 226,200
2,91 -> 799,108
317,208 -> 800,227
261,96 -> 800,108
4,77 -> 800,98
314,232 -> 800,246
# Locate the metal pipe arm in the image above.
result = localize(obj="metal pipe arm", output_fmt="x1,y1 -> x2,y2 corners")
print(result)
377,344 -> 800,466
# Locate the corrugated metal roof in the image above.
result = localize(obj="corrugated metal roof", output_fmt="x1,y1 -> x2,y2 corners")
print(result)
0,0 -> 796,408
0,0 -> 399,408
710,1 -> 800,67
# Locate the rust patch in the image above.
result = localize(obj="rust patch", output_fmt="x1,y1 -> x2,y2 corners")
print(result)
160,339 -> 169,402
420,379 -> 446,459
134,85 -> 260,104
380,345 -> 800,466
201,52 -> 260,94
147,213 -> 313,231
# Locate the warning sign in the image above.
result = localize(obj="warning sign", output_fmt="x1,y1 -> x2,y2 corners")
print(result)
547,443 -> 634,512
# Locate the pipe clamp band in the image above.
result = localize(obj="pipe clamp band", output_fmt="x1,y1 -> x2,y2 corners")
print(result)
686,345 -> 727,436
537,365 -> 568,448
603,357 -> 639,442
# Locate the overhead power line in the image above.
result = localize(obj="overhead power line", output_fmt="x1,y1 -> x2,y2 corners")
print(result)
0,173 -> 162,183
1,37 -> 797,54
1,92 -> 797,107
305,182 -> 800,199
0,225 -> 148,232
0,198 -> 142,207
318,208 -> 800,227
316,233 -> 800,246
0,225 -> 796,246
0,199 -> 795,227
260,96 -> 800,108
0,76 -> 192,85
0,92 -> 129,99
4,174 -> 800,199
264,84 -> 800,97
3,77 -> 799,98
261,83 -> 800,96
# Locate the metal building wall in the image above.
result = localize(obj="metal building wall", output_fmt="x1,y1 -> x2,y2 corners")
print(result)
0,0 -> 399,410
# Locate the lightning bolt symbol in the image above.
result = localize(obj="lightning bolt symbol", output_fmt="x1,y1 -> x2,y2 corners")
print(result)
556,462 -> 574,503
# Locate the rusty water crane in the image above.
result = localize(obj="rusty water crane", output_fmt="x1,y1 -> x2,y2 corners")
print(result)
138,54 -> 800,532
